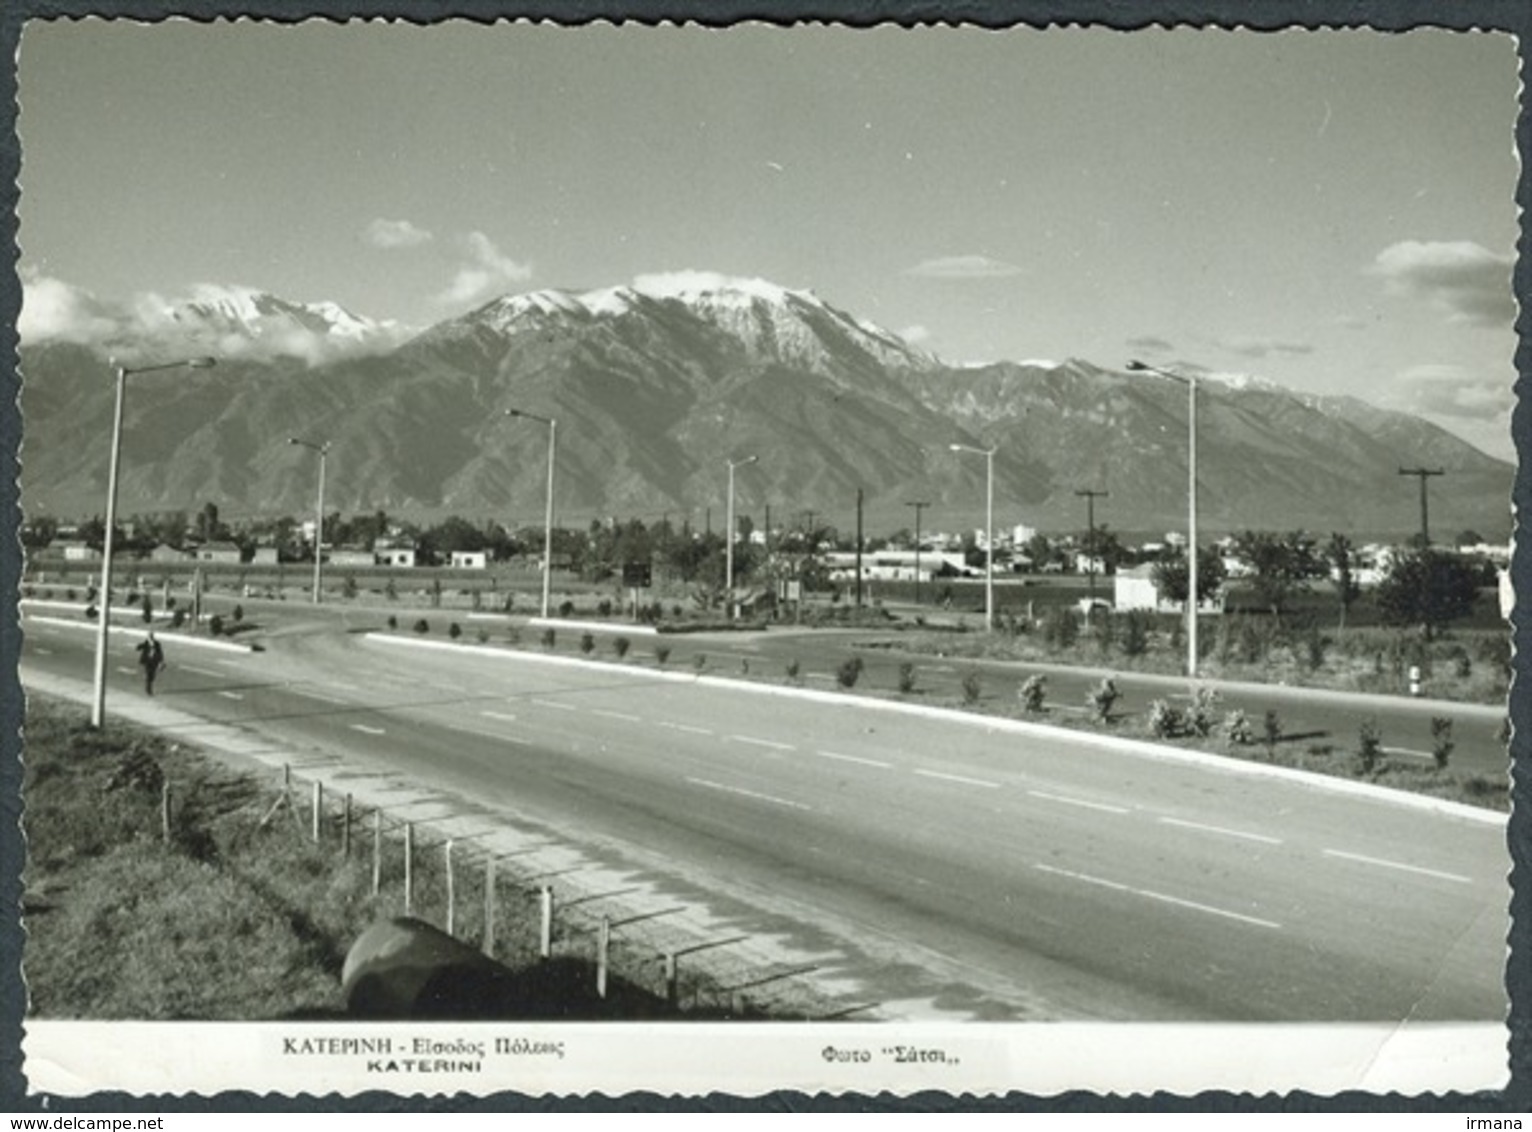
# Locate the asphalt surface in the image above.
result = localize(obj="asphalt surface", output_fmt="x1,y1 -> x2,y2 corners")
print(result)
18,608 -> 1509,1023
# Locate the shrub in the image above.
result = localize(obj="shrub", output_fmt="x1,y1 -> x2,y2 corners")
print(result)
1452,650 -> 1473,680
655,644 -> 671,667
66,589 -> 77,602
1431,716 -> 1454,770
1121,611 -> 1151,657
541,628 -> 556,650
342,575 -> 359,600
785,658 -> 801,683
1305,625 -> 1325,671
559,600 -> 576,618
579,632 -> 596,655
836,657 -> 864,689
1089,677 -> 1119,722
383,578 -> 397,601
208,614 -> 225,637
170,609 -> 186,629
1188,687 -> 1220,737
413,618 -> 430,635
506,626 -> 523,647
386,614 -> 398,630
232,604 -> 244,624
141,596 -> 153,624
476,627 -> 489,644
597,599 -> 613,618
1224,709 -> 1254,745
1043,607 -> 1080,650
1148,699 -> 1185,738
1019,674 -> 1047,713
1358,718 -> 1382,773
448,622 -> 462,640
693,653 -> 707,672
961,671 -> 983,705
613,636 -> 631,659
897,662 -> 918,694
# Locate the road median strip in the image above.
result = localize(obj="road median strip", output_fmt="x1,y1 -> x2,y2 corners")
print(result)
364,631 -> 1506,827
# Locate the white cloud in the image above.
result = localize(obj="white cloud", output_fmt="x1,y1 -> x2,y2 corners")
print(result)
434,231 -> 534,307
1368,240 -> 1515,327
899,324 -> 932,345
1214,335 -> 1314,360
17,268 -> 121,345
364,217 -> 433,250
1393,363 -> 1511,422
901,255 -> 1026,280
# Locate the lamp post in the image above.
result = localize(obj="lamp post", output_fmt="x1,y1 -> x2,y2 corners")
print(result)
1075,488 -> 1108,615
91,355 -> 216,729
949,443 -> 996,632
288,437 -> 330,603
905,500 -> 930,605
725,455 -> 758,618
1127,360 -> 1199,677
508,408 -> 557,618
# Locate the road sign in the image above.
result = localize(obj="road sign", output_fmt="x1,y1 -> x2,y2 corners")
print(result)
622,562 -> 652,588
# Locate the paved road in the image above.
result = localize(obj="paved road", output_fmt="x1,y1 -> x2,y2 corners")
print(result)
19,612 -> 1509,1022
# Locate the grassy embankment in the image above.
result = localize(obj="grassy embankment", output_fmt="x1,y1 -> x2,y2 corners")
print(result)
19,696 -> 800,1020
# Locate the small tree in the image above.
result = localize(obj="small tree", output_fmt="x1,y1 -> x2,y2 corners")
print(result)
1019,674 -> 1047,713
1262,709 -> 1282,754
1325,533 -> 1363,631
141,594 -> 154,624
1430,716 -> 1454,770
1188,687 -> 1220,737
961,671 -> 983,704
693,652 -> 707,672
655,643 -> 672,667
1358,718 -> 1383,773
898,661 -> 918,694
208,613 -> 225,637
413,618 -> 430,634
448,622 -> 462,640
559,600 -> 576,618
785,658 -> 801,683
1121,610 -> 1151,657
580,632 -> 596,655
1224,710 -> 1254,746
836,656 -> 864,689
232,603 -> 244,624
540,627 -> 556,650
1088,677 -> 1119,722
613,636 -> 631,659
342,575 -> 359,600
1148,699 -> 1186,738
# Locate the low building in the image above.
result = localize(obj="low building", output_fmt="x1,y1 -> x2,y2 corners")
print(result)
450,550 -> 489,570
1114,563 -> 1224,615
822,550 -> 972,583
374,542 -> 417,569
148,543 -> 192,564
251,547 -> 280,566
329,547 -> 376,568
57,540 -> 101,563
196,541 -> 243,565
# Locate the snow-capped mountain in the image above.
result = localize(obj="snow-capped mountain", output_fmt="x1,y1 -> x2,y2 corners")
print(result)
15,275 -> 1514,539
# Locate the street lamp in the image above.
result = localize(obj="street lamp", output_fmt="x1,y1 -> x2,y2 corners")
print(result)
905,500 -> 930,605
949,443 -> 996,632
288,437 -> 330,604
725,455 -> 758,618
1127,360 -> 1199,677
508,408 -> 558,619
91,355 -> 216,729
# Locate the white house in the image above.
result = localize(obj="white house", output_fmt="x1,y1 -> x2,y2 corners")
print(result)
450,551 -> 489,570
1114,563 -> 1224,615
374,541 -> 417,568
822,550 -> 972,583
196,541 -> 243,565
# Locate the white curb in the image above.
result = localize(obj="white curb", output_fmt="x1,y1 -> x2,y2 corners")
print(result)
25,614 -> 259,654
364,632 -> 1506,827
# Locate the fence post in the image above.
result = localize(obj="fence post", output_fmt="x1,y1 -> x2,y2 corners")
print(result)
342,794 -> 352,859
404,822 -> 414,916
160,781 -> 171,845
663,952 -> 678,1009
311,780 -> 323,844
597,916 -> 610,999
539,886 -> 554,959
483,856 -> 496,957
445,840 -> 456,936
371,808 -> 382,896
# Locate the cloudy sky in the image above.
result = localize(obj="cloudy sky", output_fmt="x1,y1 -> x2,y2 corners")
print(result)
14,19 -> 1521,459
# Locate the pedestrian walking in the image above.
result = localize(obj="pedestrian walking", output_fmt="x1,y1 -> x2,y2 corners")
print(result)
136,629 -> 166,695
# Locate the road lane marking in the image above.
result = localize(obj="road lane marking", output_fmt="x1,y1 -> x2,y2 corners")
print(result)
217,691 -> 244,701
731,735 -> 795,752
915,768 -> 1000,789
1381,746 -> 1435,762
325,680 -> 362,692
670,723 -> 714,736
215,659 -> 244,668
1158,817 -> 1282,845
32,647 -> 52,656
532,698 -> 576,711
593,709 -> 643,723
1028,790 -> 1129,815
292,688 -> 353,706
349,724 -> 388,736
116,666 -> 137,676
684,776 -> 811,811
815,750 -> 892,769
1322,849 -> 1472,884
183,664 -> 223,678
1035,863 -> 1282,930
480,710 -> 519,723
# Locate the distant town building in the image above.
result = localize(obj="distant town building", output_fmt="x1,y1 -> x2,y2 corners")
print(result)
330,548 -> 376,568
148,543 -> 192,564
449,551 -> 489,570
1114,563 -> 1224,615
251,547 -> 279,566
196,541 -> 243,565
822,550 -> 972,583
58,540 -> 100,563
373,541 -> 417,568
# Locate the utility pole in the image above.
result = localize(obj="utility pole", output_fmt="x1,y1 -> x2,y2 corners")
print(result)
1075,488 -> 1108,611
854,488 -> 864,608
905,500 -> 930,606
1398,467 -> 1445,548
